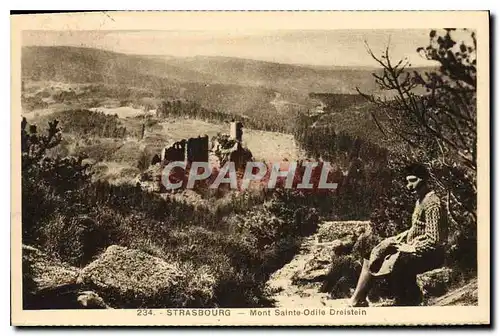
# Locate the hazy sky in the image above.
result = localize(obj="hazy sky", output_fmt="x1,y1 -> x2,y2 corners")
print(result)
23,29 -> 441,67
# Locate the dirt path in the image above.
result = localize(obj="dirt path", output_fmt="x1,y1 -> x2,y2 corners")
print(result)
267,220 -> 479,308
266,221 -> 365,308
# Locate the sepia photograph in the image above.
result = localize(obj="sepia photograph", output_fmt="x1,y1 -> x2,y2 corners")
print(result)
10,11 -> 490,326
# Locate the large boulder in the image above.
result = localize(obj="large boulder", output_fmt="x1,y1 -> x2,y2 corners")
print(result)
23,244 -> 80,293
22,245 -> 110,309
292,245 -> 333,284
292,222 -> 368,290
78,245 -> 216,308
330,237 -> 357,256
316,221 -> 369,243
417,267 -> 455,298
430,277 -> 478,306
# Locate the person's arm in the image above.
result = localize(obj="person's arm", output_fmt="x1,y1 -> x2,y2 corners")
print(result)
394,229 -> 409,243
411,205 -> 441,254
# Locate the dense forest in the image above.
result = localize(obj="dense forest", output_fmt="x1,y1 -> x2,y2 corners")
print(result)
156,99 -> 300,134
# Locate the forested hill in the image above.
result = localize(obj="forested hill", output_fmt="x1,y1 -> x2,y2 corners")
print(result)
22,46 -> 384,94
21,46 -> 434,131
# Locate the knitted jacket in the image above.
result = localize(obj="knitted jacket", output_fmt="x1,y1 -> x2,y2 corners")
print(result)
398,191 -> 448,255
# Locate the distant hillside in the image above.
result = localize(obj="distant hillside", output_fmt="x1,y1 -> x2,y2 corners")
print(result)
21,46 -> 434,127
309,93 -> 368,110
21,46 -> 280,119
21,46 -> 215,85
164,55 -> 382,94
21,46 -> 391,95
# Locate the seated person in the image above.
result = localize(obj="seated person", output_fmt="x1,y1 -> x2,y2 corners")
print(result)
349,163 -> 448,306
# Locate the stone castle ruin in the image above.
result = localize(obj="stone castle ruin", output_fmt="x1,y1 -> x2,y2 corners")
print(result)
138,121 -> 254,193
211,121 -> 253,170
158,136 -> 209,165
230,121 -> 243,142
187,136 -> 209,163
160,139 -> 187,163
153,120 -> 252,170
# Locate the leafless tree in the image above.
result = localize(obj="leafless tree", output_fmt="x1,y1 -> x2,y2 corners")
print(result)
357,29 -> 476,173
357,28 -> 477,231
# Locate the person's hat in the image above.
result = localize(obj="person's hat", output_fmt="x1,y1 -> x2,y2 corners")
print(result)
404,163 -> 429,180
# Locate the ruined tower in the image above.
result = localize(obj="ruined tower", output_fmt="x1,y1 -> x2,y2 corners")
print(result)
230,121 -> 243,142
187,135 -> 209,163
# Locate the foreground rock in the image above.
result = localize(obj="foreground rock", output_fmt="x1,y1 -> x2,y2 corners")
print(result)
291,222 -> 368,286
431,277 -> 478,306
78,245 -> 217,308
316,221 -> 368,244
23,245 -> 79,292
292,239 -> 357,285
417,267 -> 456,299
77,291 -> 111,309
22,245 -> 109,309
291,247 -> 331,284
269,222 -> 369,308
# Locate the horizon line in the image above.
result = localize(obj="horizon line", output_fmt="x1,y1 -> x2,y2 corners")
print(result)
22,44 -> 439,69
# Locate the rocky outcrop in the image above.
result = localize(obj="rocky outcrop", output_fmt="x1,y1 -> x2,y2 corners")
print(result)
417,267 -> 456,298
292,244 -> 334,284
316,221 -> 368,244
292,236 -> 359,285
78,245 -> 216,308
22,244 -> 110,309
23,244 -> 218,309
430,277 -> 478,306
291,221 -> 367,290
23,244 -> 79,292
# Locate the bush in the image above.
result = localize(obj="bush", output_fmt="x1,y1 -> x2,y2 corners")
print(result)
321,254 -> 361,299
137,149 -> 152,171
39,214 -> 120,267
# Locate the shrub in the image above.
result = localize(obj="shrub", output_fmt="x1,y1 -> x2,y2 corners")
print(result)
321,254 -> 361,299
137,149 -> 152,171
39,214 -> 119,267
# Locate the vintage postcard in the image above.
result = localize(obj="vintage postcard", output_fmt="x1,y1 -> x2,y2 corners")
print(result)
11,11 -> 490,326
